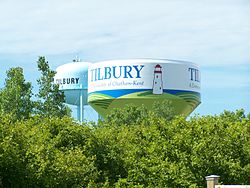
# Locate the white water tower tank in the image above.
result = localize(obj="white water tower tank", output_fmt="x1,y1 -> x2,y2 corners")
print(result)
54,60 -> 91,122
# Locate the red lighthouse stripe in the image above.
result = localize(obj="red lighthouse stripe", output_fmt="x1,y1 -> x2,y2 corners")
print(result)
154,71 -> 162,73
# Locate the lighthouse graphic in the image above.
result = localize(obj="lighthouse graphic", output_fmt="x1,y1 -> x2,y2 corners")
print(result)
152,64 -> 163,95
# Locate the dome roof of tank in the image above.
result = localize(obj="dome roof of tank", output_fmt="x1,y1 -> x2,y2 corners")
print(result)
94,58 -> 198,67
56,61 -> 91,74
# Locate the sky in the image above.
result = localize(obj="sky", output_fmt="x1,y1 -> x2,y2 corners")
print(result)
0,0 -> 249,117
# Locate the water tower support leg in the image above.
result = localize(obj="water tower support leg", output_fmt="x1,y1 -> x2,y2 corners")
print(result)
80,90 -> 84,123
77,106 -> 80,121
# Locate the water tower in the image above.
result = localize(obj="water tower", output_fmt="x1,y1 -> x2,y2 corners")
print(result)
54,59 -> 91,122
88,59 -> 201,118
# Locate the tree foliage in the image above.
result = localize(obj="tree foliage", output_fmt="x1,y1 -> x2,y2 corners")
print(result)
105,100 -> 175,126
35,56 -> 70,118
0,116 -> 98,187
0,67 -> 33,121
0,106 -> 249,187
0,57 -> 70,121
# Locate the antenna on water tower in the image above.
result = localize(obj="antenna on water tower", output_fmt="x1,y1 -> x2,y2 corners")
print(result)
73,55 -> 80,62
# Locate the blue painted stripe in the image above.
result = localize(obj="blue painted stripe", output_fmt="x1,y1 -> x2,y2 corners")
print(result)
163,89 -> 200,96
89,89 -> 200,98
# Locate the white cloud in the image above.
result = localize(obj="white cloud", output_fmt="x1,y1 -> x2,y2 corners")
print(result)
0,0 -> 249,67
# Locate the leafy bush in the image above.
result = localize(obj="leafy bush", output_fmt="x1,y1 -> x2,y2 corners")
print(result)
0,108 -> 249,187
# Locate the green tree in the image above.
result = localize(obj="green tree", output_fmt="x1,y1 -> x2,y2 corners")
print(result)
151,100 -> 175,121
0,115 -> 99,187
0,103 -> 249,187
104,100 -> 175,127
35,56 -> 70,118
95,108 -> 250,187
105,105 -> 149,126
0,67 -> 33,121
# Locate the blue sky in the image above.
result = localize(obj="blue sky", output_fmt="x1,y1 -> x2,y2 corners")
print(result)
0,0 -> 249,116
